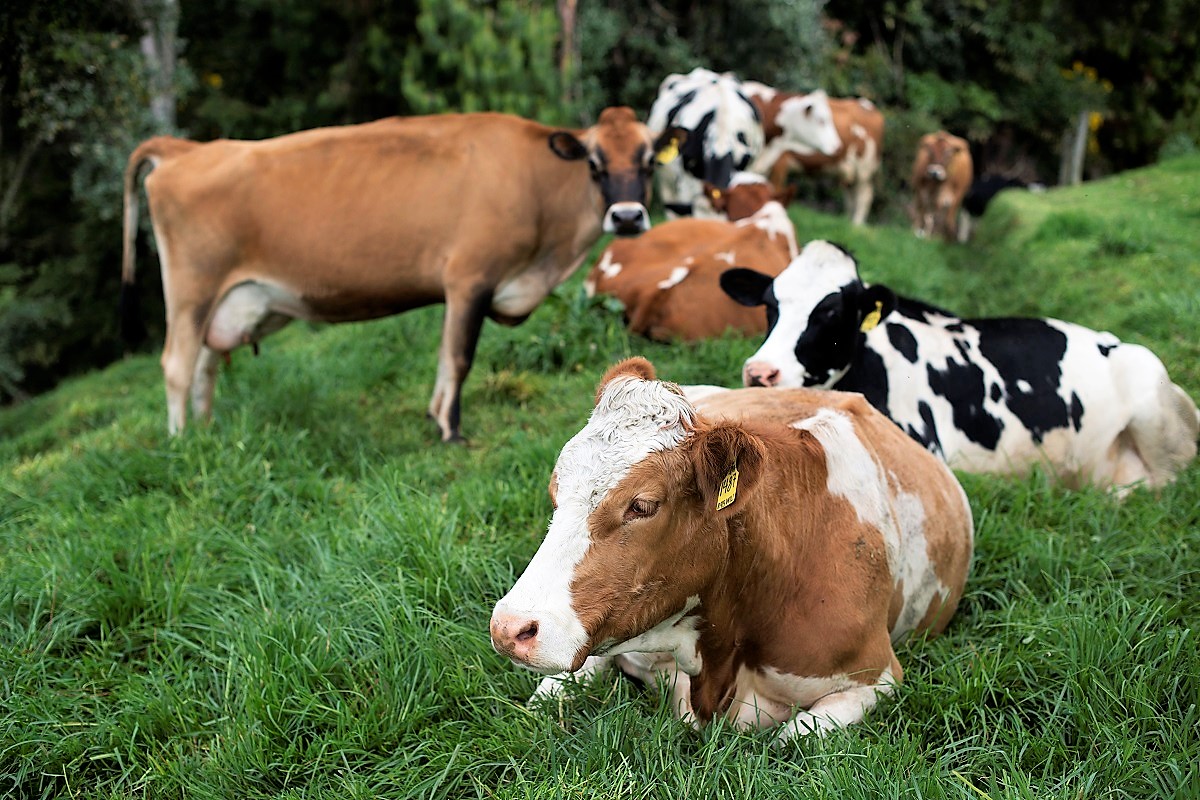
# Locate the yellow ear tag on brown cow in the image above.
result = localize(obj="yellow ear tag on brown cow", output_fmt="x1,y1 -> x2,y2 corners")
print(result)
656,138 -> 680,165
860,300 -> 884,333
712,189 -> 722,199
715,466 -> 740,511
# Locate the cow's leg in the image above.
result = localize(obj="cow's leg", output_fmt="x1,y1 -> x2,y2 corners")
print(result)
160,314 -> 205,435
848,179 -> 874,226
775,657 -> 901,744
189,345 -> 222,423
428,286 -> 492,442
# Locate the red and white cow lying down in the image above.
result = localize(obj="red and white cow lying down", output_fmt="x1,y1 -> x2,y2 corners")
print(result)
491,358 -> 973,742
745,82 -> 885,227
584,174 -> 798,341
123,107 -> 680,441
721,241 -> 1200,494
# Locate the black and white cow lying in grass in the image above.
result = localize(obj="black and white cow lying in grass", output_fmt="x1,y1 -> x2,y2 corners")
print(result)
718,240 -> 1199,494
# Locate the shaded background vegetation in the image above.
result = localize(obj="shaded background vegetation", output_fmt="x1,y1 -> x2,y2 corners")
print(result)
1,0 -> 1198,403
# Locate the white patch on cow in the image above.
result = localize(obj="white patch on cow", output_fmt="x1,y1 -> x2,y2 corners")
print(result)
850,122 -> 868,142
597,249 -> 623,279
728,666 -> 861,730
493,375 -> 697,674
737,201 -> 799,259
884,479 -> 950,641
739,80 -> 777,101
602,596 -> 703,676
776,666 -> 896,742
1016,379 -> 1033,393
715,250 -> 736,265
729,171 -> 769,187
744,241 -> 859,387
790,408 -> 892,531
657,266 -> 691,290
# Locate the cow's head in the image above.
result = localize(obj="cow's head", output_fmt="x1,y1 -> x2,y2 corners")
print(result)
919,132 -> 966,183
777,90 -> 842,157
703,173 -> 794,221
721,240 -> 895,389
490,357 -> 766,674
549,107 -> 685,237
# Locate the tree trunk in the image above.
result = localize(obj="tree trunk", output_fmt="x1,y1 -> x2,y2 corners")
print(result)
1058,110 -> 1089,186
556,0 -> 578,111
129,0 -> 181,132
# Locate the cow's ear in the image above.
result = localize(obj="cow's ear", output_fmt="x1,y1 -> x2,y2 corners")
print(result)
595,356 -> 657,405
858,284 -> 897,333
702,181 -> 727,212
652,127 -> 687,164
690,423 -> 766,518
720,268 -> 774,307
549,131 -> 589,161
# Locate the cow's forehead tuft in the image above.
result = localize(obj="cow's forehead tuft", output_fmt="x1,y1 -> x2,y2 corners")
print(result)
774,240 -> 860,302
555,377 -> 696,510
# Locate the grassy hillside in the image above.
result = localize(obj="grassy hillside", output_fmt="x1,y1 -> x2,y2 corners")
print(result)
2,155 -> 1198,799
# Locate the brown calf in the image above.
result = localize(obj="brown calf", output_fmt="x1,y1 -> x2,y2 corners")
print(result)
122,108 -> 680,441
491,358 -> 973,742
910,130 -> 974,242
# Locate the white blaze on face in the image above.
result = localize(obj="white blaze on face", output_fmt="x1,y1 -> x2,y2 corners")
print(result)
493,375 -> 696,673
745,240 -> 859,388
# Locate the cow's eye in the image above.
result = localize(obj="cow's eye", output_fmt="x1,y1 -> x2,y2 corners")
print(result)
624,498 -> 660,522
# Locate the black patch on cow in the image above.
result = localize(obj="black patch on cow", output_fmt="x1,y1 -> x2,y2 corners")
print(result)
904,399 -> 943,457
835,345 -> 890,415
1098,342 -> 1116,357
1069,391 -> 1084,431
886,322 -> 919,363
963,175 -> 1028,217
944,322 -> 965,333
665,202 -> 694,217
972,317 -> 1071,443
990,383 -> 1003,402
893,294 -> 954,322
926,358 -> 1004,450
680,109 -> 715,181
665,89 -> 698,127
790,285 -> 868,388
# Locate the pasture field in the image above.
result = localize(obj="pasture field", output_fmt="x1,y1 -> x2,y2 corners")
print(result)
2,155 -> 1199,799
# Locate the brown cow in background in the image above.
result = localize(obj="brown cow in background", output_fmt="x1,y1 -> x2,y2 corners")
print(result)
910,131 -> 973,242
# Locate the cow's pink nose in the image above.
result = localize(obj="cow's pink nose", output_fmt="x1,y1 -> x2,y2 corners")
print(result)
490,613 -> 540,663
744,361 -> 780,388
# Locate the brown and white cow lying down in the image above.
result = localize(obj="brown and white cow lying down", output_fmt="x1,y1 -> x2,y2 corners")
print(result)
584,175 -> 798,342
122,108 -> 681,441
910,131 -> 973,242
491,358 -> 973,742
746,84 -> 885,227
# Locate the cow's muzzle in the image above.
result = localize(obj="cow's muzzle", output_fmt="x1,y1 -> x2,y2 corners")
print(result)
604,202 -> 651,236
926,165 -> 947,182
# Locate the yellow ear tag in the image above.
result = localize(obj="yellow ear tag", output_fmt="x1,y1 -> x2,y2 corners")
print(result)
656,138 -> 680,165
712,188 -> 722,199
715,466 -> 740,511
860,300 -> 883,333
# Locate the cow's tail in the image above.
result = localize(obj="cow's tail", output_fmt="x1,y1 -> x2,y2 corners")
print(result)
121,136 -> 197,345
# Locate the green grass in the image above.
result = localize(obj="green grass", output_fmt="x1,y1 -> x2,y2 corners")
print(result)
3,155 -> 1199,799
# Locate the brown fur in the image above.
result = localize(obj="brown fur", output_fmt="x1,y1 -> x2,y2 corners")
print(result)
753,95 -> 885,225
910,130 -> 974,242
585,190 -> 796,341
570,381 -> 972,722
123,108 -> 664,441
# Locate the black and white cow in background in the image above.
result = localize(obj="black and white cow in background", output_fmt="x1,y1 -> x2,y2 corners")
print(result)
718,240 -> 1199,494
647,68 -> 765,218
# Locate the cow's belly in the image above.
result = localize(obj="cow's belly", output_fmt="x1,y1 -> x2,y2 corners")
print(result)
727,665 -> 860,729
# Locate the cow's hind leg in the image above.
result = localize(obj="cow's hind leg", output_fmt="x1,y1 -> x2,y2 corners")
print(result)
429,286 -> 492,442
190,346 -> 221,424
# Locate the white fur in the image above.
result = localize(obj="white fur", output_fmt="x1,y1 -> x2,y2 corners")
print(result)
493,375 -> 697,673
657,266 -> 690,290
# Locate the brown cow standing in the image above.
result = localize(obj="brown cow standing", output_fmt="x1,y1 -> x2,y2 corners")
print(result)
747,85 -> 885,226
122,108 -> 680,441
583,176 -> 797,341
491,358 -> 973,742
910,131 -> 973,242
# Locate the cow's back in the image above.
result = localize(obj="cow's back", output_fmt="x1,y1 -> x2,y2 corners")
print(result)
691,386 -> 973,639
144,113 -> 594,315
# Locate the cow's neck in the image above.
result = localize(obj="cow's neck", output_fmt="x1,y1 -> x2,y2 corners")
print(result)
688,427 -> 857,720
